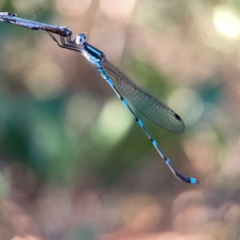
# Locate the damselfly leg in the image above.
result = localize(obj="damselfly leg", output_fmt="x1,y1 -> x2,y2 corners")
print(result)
47,32 -> 80,52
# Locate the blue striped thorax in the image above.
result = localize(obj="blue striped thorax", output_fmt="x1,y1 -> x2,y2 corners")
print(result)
75,33 -> 106,68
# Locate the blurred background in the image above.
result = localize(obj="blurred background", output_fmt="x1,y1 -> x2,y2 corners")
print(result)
0,0 -> 240,239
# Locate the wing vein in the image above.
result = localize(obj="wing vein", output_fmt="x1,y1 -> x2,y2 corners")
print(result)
105,60 -> 185,133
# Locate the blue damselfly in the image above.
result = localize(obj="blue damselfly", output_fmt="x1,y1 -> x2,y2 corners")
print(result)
0,12 -> 200,184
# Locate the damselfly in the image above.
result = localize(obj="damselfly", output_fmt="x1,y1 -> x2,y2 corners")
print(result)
0,12 -> 200,184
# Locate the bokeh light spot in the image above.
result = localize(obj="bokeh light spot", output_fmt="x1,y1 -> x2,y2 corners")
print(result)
64,93 -> 100,137
11,0 -> 43,14
25,61 -> 65,101
99,0 -> 136,23
55,0 -> 91,17
121,194 -> 163,233
0,160 -> 10,198
9,162 -> 37,197
213,5 -> 240,38
168,88 -> 204,126
183,124 -> 218,174
172,191 -> 208,231
92,98 -> 133,147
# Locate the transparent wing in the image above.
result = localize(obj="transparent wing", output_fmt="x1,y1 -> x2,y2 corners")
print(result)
105,60 -> 185,133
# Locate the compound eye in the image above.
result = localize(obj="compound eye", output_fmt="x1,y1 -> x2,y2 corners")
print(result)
80,33 -> 86,42
76,34 -> 87,45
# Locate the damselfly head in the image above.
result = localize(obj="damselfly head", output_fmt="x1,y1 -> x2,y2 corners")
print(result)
75,33 -> 87,46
